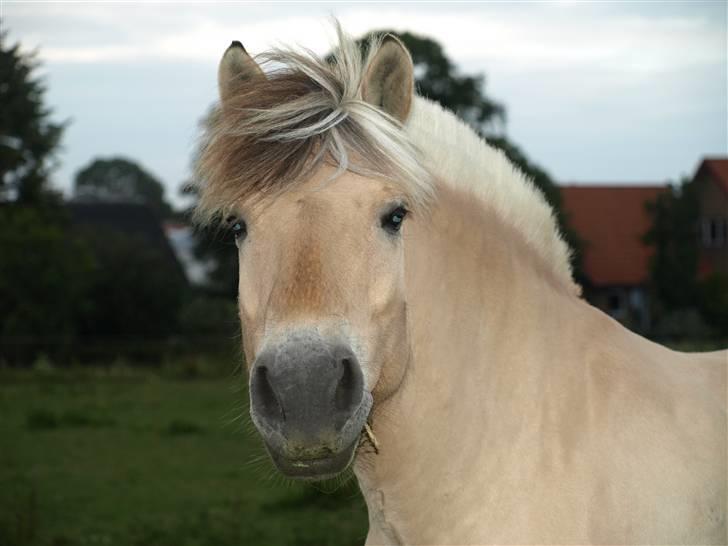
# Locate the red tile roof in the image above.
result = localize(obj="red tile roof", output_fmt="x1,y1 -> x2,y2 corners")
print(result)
561,185 -> 669,286
695,158 -> 728,195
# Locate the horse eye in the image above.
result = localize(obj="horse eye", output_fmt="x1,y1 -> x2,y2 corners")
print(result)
227,216 -> 247,240
381,206 -> 408,234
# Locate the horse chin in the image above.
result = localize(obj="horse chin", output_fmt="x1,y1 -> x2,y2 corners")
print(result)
253,390 -> 373,481
265,435 -> 360,481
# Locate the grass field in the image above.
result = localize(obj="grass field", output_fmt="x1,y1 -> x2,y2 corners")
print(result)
3,341 -> 724,546
0,363 -> 368,546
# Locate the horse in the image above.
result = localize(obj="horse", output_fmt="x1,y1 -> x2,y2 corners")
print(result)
193,25 -> 727,545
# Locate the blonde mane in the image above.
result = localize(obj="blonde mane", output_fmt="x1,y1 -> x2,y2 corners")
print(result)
194,27 -> 433,224
194,26 -> 575,290
405,98 -> 576,291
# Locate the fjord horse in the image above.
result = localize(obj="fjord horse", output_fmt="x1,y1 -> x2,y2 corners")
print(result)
194,28 -> 727,545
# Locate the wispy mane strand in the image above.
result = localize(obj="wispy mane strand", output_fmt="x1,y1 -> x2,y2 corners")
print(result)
193,26 -> 434,225
193,24 -> 576,291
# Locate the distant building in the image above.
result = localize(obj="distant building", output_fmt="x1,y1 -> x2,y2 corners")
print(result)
164,222 -> 212,286
561,185 -> 668,331
561,157 -> 728,333
693,158 -> 728,278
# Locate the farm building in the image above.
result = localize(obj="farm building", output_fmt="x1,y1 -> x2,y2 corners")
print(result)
561,156 -> 728,332
561,184 -> 667,332
693,158 -> 728,278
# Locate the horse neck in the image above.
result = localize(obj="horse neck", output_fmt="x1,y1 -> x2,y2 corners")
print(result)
354,183 -> 590,539
405,183 -> 584,430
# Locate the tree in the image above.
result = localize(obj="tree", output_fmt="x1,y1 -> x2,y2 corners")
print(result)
0,206 -> 95,363
643,178 -> 700,310
644,178 -> 728,336
697,272 -> 728,334
0,33 -> 65,205
0,39 -> 188,364
0,35 -> 81,363
77,227 -> 186,339
74,157 -> 173,218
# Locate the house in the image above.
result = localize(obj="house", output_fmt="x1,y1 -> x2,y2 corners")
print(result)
560,157 -> 728,333
561,185 -> 668,331
693,158 -> 728,278
164,221 -> 212,285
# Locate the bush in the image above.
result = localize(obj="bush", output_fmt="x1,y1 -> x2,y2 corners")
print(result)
77,228 -> 186,340
698,273 -> 728,334
163,419 -> 205,435
0,206 -> 95,363
0,204 -> 194,365
26,409 -> 59,430
651,308 -> 715,340
178,296 -> 239,337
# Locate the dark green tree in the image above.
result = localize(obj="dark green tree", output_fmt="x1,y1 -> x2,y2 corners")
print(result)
0,206 -> 95,363
697,272 -> 728,334
644,177 -> 728,336
77,228 -> 186,340
0,35 -> 83,363
0,33 -> 65,205
74,157 -> 173,218
643,177 -> 700,310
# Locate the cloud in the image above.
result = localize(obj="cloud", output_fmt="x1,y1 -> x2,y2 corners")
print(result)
7,3 -> 724,79
3,1 -> 725,200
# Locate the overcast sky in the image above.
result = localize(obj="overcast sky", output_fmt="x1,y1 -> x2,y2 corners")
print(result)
3,1 -> 726,207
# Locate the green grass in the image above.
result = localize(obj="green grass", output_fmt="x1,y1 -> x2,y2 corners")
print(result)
0,365 -> 368,546
664,339 -> 728,352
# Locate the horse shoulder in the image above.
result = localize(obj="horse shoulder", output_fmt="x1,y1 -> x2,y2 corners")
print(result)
576,314 -> 726,543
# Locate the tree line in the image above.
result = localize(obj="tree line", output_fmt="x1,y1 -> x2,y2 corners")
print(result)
0,31 -> 719,365
0,34 -> 238,365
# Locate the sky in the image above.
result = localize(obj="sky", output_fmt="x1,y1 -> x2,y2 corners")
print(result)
3,1 -> 727,208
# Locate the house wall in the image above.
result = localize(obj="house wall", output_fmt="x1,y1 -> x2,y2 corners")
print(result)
698,176 -> 728,275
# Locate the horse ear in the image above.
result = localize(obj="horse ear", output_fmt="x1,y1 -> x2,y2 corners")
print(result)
218,41 -> 266,104
362,35 -> 414,123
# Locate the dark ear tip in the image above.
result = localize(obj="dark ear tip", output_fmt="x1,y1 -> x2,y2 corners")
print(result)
230,40 -> 245,51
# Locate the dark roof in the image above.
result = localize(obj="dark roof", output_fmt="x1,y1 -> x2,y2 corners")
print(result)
68,202 -> 187,283
561,185 -> 668,286
694,157 -> 728,195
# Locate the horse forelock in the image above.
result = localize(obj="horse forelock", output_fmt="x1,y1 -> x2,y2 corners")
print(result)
193,25 -> 434,226
192,23 -> 576,293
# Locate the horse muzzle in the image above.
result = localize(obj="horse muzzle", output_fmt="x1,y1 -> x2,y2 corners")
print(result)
249,335 -> 372,480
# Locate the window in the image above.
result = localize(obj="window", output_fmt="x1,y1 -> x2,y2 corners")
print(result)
607,291 -> 625,318
702,217 -> 728,248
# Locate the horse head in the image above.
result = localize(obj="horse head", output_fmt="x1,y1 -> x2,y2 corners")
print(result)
197,30 -> 429,480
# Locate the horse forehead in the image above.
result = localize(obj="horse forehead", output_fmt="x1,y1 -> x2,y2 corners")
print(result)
290,168 -> 396,206
288,188 -> 367,211
272,188 -> 368,236
271,188 -> 373,312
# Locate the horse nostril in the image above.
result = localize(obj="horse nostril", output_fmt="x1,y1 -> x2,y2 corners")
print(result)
334,357 -> 362,412
252,366 -> 285,424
